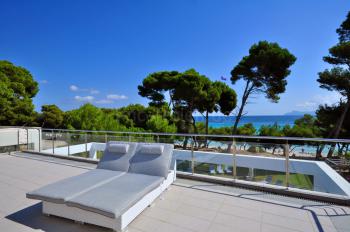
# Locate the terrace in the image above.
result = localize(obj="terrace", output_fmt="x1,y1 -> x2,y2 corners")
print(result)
1,127 -> 350,232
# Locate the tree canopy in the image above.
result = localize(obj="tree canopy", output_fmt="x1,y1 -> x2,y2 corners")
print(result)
39,105 -> 64,128
336,11 -> 350,42
0,60 -> 39,126
139,69 -> 237,134
317,11 -> 350,140
230,41 -> 296,134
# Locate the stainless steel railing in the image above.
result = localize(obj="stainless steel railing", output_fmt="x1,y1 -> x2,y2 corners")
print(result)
3,126 -> 350,196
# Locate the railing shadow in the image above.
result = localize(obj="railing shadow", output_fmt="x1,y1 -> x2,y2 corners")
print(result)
5,203 -> 109,232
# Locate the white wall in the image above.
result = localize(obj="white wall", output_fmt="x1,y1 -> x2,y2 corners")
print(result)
174,150 -> 350,196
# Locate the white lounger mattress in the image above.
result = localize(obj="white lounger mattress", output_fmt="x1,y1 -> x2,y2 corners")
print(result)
27,169 -> 124,204
66,173 -> 164,218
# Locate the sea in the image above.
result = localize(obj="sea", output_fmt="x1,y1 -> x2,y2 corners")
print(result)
194,115 -> 303,130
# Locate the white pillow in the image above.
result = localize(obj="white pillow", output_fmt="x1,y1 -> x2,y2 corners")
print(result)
140,144 -> 164,155
108,143 -> 129,154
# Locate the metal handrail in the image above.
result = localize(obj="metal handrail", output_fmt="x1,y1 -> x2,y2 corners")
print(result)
38,127 -> 350,143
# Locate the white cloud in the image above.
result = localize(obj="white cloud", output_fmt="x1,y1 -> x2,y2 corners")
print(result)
296,101 -> 317,108
95,99 -> 114,104
70,85 -> 100,95
70,85 -> 79,91
74,95 -> 94,102
90,89 -> 100,95
107,94 -> 128,100
40,80 -> 48,84
296,92 -> 342,110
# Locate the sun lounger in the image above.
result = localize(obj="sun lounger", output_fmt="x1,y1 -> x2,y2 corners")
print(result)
224,165 -> 232,174
209,164 -> 216,174
217,165 -> 224,174
26,169 -> 124,204
27,141 -> 176,231
275,180 -> 284,186
27,142 -> 137,203
262,175 -> 273,184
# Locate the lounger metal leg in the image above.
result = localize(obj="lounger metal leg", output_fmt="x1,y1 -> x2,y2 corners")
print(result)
112,227 -> 128,232
74,220 -> 84,225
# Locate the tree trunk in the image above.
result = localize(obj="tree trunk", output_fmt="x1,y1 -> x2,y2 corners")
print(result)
232,81 -> 251,135
191,115 -> 198,148
227,82 -> 252,152
327,98 -> 350,158
183,137 -> 188,150
204,111 -> 209,148
333,99 -> 350,138
205,110 -> 209,135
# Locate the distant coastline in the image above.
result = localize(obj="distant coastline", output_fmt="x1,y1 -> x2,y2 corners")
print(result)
194,115 -> 304,129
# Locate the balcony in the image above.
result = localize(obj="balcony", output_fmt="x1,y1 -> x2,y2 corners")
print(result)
1,127 -> 350,231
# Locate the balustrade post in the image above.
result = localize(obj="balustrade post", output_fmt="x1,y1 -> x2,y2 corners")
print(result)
284,142 -> 290,188
232,138 -> 237,179
52,130 -> 55,154
17,129 -> 20,151
38,129 -> 41,152
26,128 -> 29,150
191,136 -> 195,175
85,133 -> 88,153
67,132 -> 70,156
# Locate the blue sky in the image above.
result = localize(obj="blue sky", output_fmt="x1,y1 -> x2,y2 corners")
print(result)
0,0 -> 349,115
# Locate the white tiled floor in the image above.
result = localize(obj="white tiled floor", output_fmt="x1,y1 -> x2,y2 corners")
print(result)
0,154 -> 344,232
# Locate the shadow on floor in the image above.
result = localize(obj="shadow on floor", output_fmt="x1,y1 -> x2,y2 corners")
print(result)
5,203 -> 109,232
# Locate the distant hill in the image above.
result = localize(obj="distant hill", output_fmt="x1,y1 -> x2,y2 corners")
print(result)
284,110 -> 315,116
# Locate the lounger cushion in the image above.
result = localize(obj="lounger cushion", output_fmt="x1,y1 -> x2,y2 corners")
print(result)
108,143 -> 129,154
97,141 -> 137,172
139,144 -> 164,155
26,169 -> 124,204
128,143 -> 173,178
66,173 -> 164,218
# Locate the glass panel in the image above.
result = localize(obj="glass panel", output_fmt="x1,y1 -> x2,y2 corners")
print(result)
193,139 -> 235,178
51,131 -> 70,155
69,133 -> 89,158
41,130 -> 55,153
288,140 -> 350,194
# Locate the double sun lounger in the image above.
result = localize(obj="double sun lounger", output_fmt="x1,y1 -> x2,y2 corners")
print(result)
27,142 -> 176,231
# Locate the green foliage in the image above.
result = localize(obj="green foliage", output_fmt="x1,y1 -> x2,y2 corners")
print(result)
316,104 -> 350,139
323,42 -> 350,66
259,123 -> 284,137
231,41 -> 296,102
284,114 -> 320,138
336,11 -> 350,43
216,82 -> 237,115
317,11 -> 350,140
39,105 -> 64,128
236,123 -> 256,135
257,114 -> 320,138
118,103 -> 172,129
318,68 -> 350,96
138,71 -> 179,106
0,60 -> 39,126
210,126 -> 232,135
146,115 -> 177,133
230,41 -> 296,134
138,69 -> 237,134
64,103 -> 129,131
